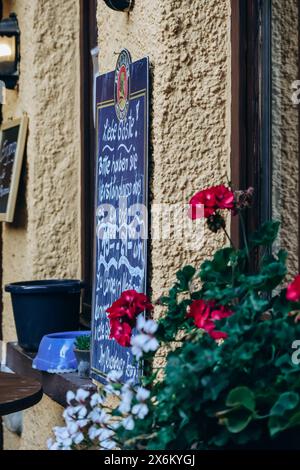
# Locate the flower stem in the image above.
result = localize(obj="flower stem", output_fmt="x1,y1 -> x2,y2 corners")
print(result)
222,225 -> 235,249
239,212 -> 250,263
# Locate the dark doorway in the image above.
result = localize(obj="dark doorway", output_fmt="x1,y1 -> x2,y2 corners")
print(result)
80,0 -> 98,325
231,0 -> 300,275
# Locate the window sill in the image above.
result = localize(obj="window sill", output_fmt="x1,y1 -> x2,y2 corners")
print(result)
6,342 -> 96,408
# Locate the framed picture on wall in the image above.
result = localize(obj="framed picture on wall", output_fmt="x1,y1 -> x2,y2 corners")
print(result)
0,115 -> 28,223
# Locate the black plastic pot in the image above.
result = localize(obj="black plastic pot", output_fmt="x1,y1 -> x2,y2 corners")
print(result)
5,280 -> 84,352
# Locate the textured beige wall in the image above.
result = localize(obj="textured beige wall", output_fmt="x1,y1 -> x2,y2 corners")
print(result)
272,0 -> 299,277
97,0 -> 231,303
2,0 -> 80,449
2,0 -> 232,450
20,395 -> 64,450
4,395 -> 64,450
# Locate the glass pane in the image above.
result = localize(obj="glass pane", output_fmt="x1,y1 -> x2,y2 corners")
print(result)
0,36 -> 16,75
272,0 -> 299,275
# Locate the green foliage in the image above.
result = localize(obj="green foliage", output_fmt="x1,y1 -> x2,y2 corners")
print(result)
250,221 -> 280,247
226,386 -> 256,412
74,335 -> 91,351
117,220 -> 300,450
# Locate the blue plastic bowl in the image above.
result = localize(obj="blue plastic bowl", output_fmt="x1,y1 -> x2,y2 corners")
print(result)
32,331 -> 91,373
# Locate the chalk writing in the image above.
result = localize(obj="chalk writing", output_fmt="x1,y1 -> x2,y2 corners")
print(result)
0,126 -> 19,214
91,57 -> 149,384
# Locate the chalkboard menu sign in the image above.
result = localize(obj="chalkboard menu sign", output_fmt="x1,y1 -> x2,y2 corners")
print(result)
91,53 -> 149,384
0,116 -> 28,222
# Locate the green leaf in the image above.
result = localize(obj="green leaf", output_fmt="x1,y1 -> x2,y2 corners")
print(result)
159,296 -> 171,305
209,429 -> 230,447
233,342 -> 259,361
213,248 -> 236,271
222,408 -> 253,433
238,273 -> 267,289
226,386 -> 256,412
268,415 -> 287,436
272,291 -> 295,316
176,266 -> 196,291
178,409 -> 189,429
269,409 -> 300,437
250,221 -> 280,247
288,411 -> 300,428
270,392 -> 299,417
202,374 -> 230,401
147,427 -> 175,450
200,247 -> 237,284
248,292 -> 270,312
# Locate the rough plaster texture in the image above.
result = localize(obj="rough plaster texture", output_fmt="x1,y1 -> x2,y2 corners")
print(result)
3,395 -> 64,450
19,395 -> 64,450
2,0 -> 232,450
2,0 -> 80,449
97,0 -> 232,305
272,0 -> 299,277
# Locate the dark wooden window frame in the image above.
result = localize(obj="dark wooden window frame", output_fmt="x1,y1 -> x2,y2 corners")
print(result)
231,0 -> 272,269
80,0 -> 97,323
232,0 -> 300,270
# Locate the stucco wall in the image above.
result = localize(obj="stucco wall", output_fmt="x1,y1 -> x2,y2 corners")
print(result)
3,395 -> 64,450
272,0 -> 299,277
97,0 -> 231,304
2,0 -> 232,450
2,0 -> 80,449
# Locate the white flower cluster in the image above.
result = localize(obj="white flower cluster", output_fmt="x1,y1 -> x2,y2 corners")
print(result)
119,383 -> 150,430
48,315 -> 159,450
104,370 -> 151,432
47,388 -> 116,451
48,372 -> 152,451
131,314 -> 159,360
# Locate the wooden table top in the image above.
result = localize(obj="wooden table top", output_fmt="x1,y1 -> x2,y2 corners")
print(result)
0,372 -> 43,416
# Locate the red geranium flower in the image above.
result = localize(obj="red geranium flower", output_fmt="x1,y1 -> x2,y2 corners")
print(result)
210,304 -> 233,321
107,290 -> 153,347
213,185 -> 235,210
187,299 -> 214,330
210,330 -> 228,340
187,299 -> 233,340
189,185 -> 234,220
107,289 -> 153,321
189,189 -> 216,219
286,275 -> 300,302
109,320 -> 132,347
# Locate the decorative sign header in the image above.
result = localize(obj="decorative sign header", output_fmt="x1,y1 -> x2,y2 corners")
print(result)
91,53 -> 149,384
114,49 -> 131,122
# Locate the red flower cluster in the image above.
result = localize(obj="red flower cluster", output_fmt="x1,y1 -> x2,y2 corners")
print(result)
189,185 -> 235,220
107,290 -> 153,347
187,299 -> 233,340
286,275 -> 300,303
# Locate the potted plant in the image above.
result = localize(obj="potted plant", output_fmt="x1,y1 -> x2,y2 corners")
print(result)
73,334 -> 91,378
49,185 -> 300,450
